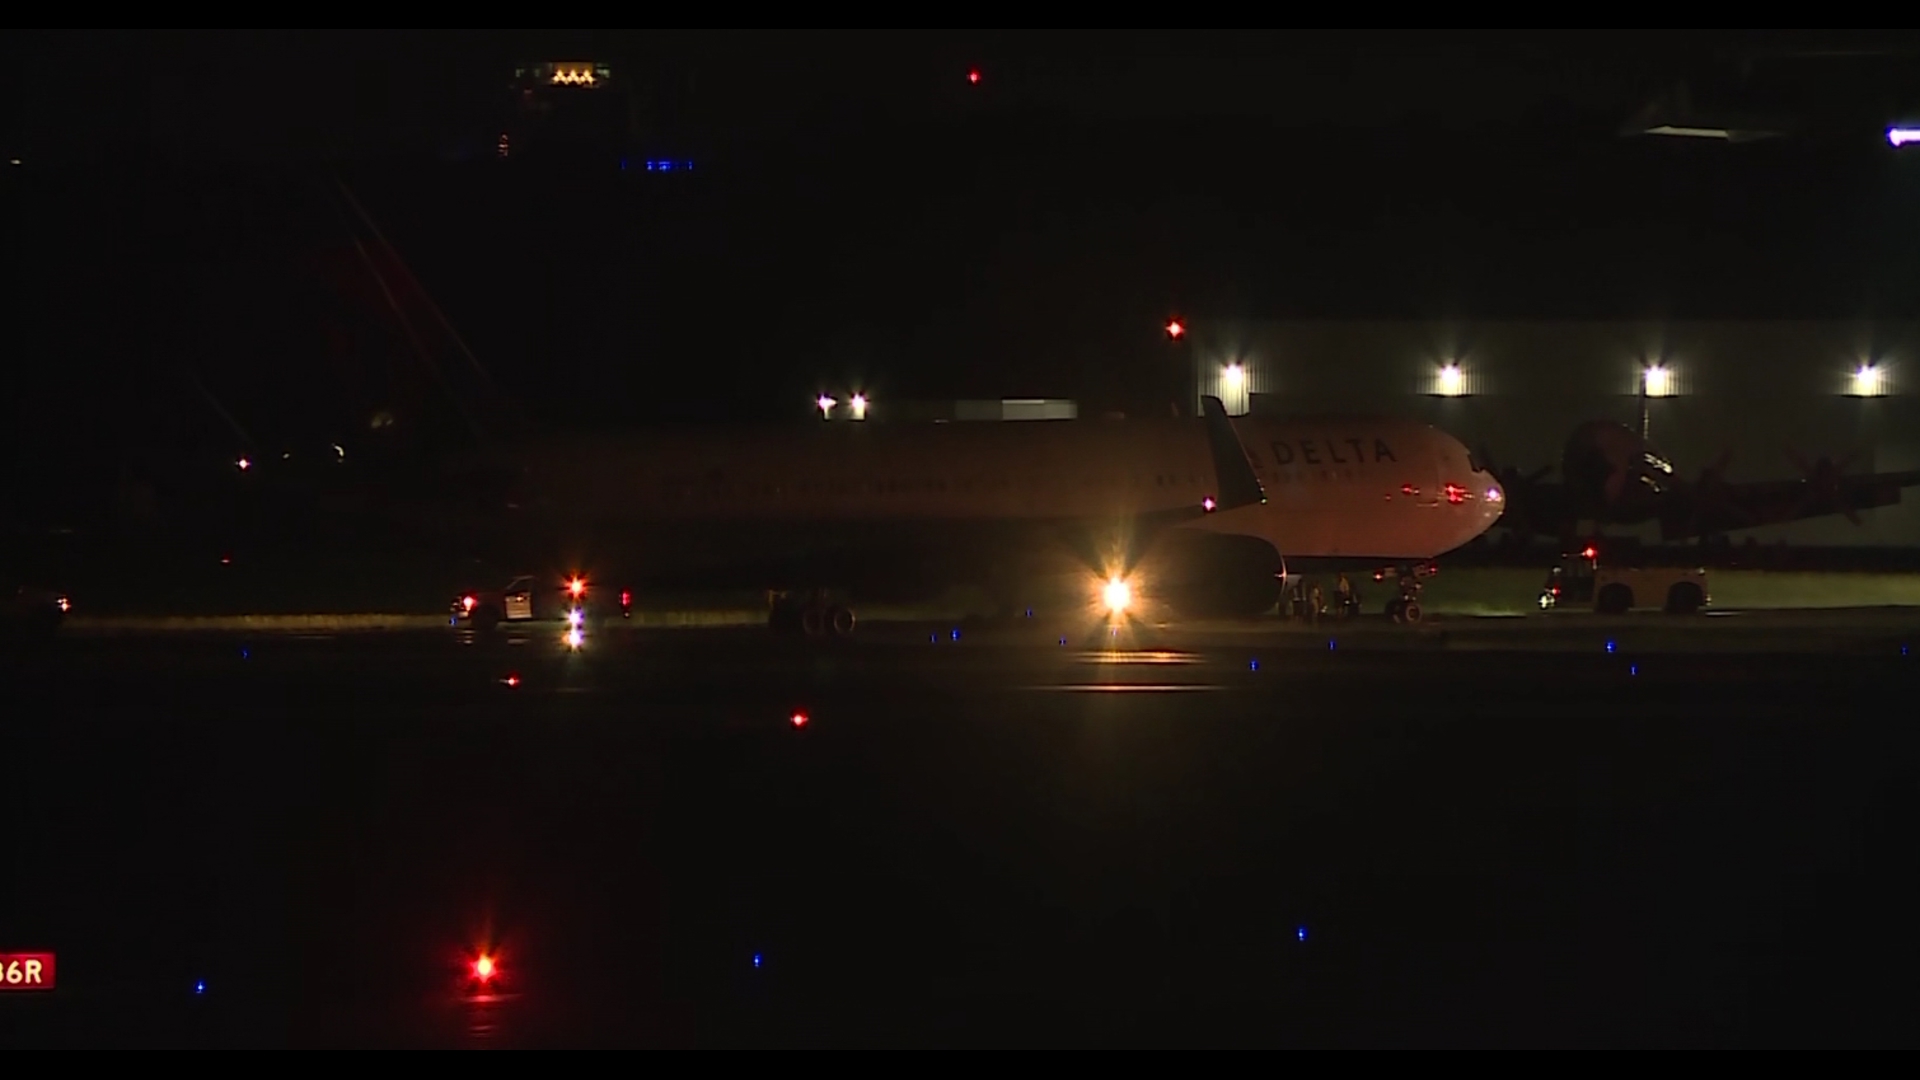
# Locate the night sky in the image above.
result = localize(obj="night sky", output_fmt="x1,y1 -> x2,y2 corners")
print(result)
6,31 -> 1920,517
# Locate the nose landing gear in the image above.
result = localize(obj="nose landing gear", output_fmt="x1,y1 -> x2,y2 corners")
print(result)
1374,562 -> 1435,625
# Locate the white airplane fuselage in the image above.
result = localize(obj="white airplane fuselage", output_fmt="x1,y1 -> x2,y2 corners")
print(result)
466,414 -> 1504,569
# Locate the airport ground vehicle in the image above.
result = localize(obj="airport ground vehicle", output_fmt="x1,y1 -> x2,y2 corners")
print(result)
4,584 -> 70,643
767,587 -> 857,639
450,574 -> 631,631
1537,548 -> 1709,614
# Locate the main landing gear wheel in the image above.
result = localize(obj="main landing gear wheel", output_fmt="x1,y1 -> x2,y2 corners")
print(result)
772,592 -> 857,640
829,604 -> 856,637
801,604 -> 827,638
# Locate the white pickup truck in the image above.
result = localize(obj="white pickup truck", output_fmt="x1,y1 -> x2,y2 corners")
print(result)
449,574 -> 630,632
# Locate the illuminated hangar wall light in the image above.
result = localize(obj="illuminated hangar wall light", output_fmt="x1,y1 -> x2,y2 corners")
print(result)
1641,364 -> 1674,397
1433,363 -> 1465,397
1851,363 -> 1886,397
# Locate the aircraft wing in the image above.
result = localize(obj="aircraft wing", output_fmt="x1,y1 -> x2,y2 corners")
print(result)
1657,469 -> 1920,540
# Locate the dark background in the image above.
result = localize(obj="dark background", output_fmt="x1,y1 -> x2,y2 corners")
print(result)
6,30 -> 1920,526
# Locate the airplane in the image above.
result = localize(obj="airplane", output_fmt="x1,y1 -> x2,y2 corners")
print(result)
280,178 -> 1508,631
381,398 -> 1507,632
1479,418 -> 1920,544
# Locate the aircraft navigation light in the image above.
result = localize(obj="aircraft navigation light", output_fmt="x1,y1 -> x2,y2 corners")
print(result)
236,457 -> 250,471
1642,364 -> 1673,397
968,69 -> 981,84
1890,127 -> 1920,147
1485,487 -> 1503,502
1102,576 -> 1132,616
565,628 -> 584,649
1202,496 -> 1216,511
1852,363 -> 1886,397
1222,363 -> 1245,391
1164,319 -> 1185,339
472,954 -> 497,983
568,577 -> 586,599
791,710 -> 809,729
817,394 -> 836,418
849,393 -> 868,420
1436,363 -> 1464,397
463,595 -> 476,612
567,608 -> 584,628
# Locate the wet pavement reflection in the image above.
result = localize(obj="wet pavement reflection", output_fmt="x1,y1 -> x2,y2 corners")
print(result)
3,624 -> 1917,1046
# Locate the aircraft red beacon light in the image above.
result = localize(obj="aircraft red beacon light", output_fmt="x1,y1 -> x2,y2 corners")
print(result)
1444,482 -> 1468,504
463,595 -> 477,612
567,576 -> 587,600
470,952 -> 498,985
968,68 -> 981,84
1202,496 -> 1216,512
1582,546 -> 1598,560
1165,319 -> 1185,339
791,710 -> 809,729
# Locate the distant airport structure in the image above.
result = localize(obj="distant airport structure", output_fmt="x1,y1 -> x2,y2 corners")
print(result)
817,397 -> 1080,423
1185,319 -> 1920,545
496,60 -> 694,168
